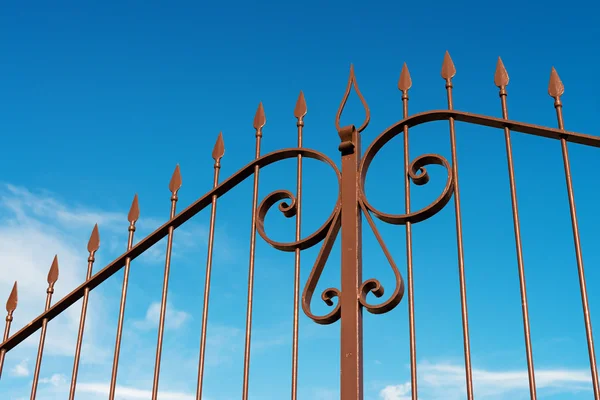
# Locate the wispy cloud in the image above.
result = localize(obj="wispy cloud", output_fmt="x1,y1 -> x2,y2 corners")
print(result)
10,359 -> 29,377
77,382 -> 196,399
132,301 -> 191,331
379,361 -> 592,400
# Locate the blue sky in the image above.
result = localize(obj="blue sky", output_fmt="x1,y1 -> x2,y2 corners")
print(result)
0,1 -> 599,399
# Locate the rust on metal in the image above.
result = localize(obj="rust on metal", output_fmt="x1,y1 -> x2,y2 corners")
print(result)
87,224 -> 100,254
294,90 -> 307,121
253,102 -> 266,136
0,282 -> 18,377
47,255 -> 59,287
496,57 -> 537,399
335,64 -> 370,133
109,194 -> 140,400
6,282 -> 18,313
441,50 -> 457,81
549,67 -> 600,399
169,164 -> 183,195
196,132 -> 226,400
398,62 -> 412,93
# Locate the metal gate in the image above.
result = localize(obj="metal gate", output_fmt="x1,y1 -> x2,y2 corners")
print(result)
0,52 -> 598,400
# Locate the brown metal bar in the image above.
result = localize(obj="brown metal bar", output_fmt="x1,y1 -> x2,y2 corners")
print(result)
68,225 -> 100,399
2,110 -> 597,357
108,194 -> 139,400
291,92 -> 307,400
31,256 -> 59,400
151,165 -> 182,400
442,51 -> 473,400
398,63 -> 418,399
338,124 -> 363,400
495,58 -> 537,399
0,282 -> 17,378
242,103 -> 266,400
196,133 -> 224,400
549,67 -> 600,398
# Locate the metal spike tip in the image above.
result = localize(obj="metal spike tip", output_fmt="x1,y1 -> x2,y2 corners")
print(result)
169,165 -> 183,193
6,281 -> 18,312
335,63 -> 371,133
398,62 -> 412,92
47,255 -> 59,285
128,194 -> 140,223
441,51 -> 457,80
253,102 -> 266,131
494,57 -> 509,88
87,223 -> 100,253
294,91 -> 307,119
548,67 -> 565,98
212,132 -> 225,161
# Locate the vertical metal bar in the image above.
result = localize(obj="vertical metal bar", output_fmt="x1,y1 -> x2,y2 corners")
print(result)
151,165 -> 182,400
31,256 -> 59,400
398,63 -> 418,399
68,224 -> 100,399
242,103 -> 266,400
196,133 -> 225,400
548,67 -> 599,398
338,124 -> 363,400
441,51 -> 474,400
109,194 -> 139,400
291,92 -> 307,400
494,58 -> 537,399
0,282 -> 18,379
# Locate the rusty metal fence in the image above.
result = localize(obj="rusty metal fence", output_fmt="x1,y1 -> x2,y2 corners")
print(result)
0,51 -> 598,400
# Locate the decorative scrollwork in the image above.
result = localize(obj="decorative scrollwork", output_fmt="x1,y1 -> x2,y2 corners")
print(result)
358,200 -> 405,315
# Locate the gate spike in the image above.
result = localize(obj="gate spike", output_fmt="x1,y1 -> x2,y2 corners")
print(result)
253,102 -> 266,133
548,67 -> 565,99
87,224 -> 100,253
398,62 -> 412,92
169,165 -> 182,194
6,281 -> 17,313
212,132 -> 225,162
335,64 -> 370,133
47,255 -> 59,286
494,57 -> 509,88
441,51 -> 457,80
128,194 -> 140,223
294,91 -> 307,120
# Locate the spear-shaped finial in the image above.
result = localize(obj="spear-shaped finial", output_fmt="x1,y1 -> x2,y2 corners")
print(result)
294,91 -> 307,122
47,255 -> 59,287
169,165 -> 183,195
253,102 -> 266,136
441,51 -> 457,81
494,57 -> 509,88
6,282 -> 17,314
548,67 -> 565,99
335,63 -> 370,133
128,194 -> 140,224
398,62 -> 412,93
212,132 -> 225,163
87,224 -> 100,254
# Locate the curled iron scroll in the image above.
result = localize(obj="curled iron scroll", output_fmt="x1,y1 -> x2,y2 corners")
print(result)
255,151 -> 343,325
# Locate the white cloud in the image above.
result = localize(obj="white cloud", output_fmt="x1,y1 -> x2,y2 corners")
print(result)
40,373 -> 67,387
379,362 -> 592,400
77,382 -> 196,399
10,358 -> 29,377
133,301 -> 191,331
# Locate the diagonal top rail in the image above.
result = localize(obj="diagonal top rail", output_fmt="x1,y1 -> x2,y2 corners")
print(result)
1,109 -> 598,354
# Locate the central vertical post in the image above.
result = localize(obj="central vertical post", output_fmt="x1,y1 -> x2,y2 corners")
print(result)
338,125 -> 363,400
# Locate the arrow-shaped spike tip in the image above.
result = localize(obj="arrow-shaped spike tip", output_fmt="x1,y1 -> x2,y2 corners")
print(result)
128,194 -> 140,223
87,224 -> 100,253
441,51 -> 457,80
6,281 -> 18,312
169,165 -> 182,194
548,67 -> 565,98
494,57 -> 509,88
253,102 -> 266,131
398,62 -> 412,92
47,255 -> 59,285
212,132 -> 225,161
294,91 -> 307,119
